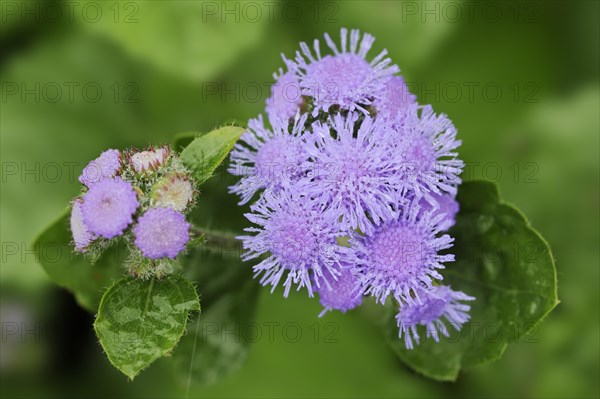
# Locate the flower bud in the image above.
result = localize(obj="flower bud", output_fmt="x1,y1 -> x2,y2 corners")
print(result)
151,173 -> 195,212
129,146 -> 170,174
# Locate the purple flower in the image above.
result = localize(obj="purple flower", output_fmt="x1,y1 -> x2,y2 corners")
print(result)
70,198 -> 95,252
393,104 -> 464,199
373,76 -> 417,124
229,114 -> 308,204
303,112 -> 403,233
285,28 -> 399,115
133,207 -> 190,259
266,69 -> 303,123
396,285 -> 474,349
238,189 -> 347,298
81,178 -> 139,239
79,149 -> 121,187
316,264 -> 363,317
350,203 -> 455,305
418,191 -> 459,230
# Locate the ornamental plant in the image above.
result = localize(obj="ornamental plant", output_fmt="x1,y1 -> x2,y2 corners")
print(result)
35,28 -> 558,382
72,147 -> 194,277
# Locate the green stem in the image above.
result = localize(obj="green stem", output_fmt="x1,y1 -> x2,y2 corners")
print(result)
192,226 -> 239,245
191,225 -> 241,252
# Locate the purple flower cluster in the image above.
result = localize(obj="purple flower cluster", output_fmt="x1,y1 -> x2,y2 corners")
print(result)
69,147 -> 194,274
232,28 -> 473,349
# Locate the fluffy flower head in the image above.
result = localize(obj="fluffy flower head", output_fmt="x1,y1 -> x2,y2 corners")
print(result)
393,105 -> 463,198
81,178 -> 139,239
373,76 -> 417,124
396,285 -> 474,349
238,189 -> 347,298
304,112 -> 403,233
79,149 -> 121,187
133,207 -> 190,259
418,191 -> 459,230
350,203 -> 455,304
285,28 -> 399,115
266,69 -> 303,122
229,114 -> 308,204
316,265 -> 363,316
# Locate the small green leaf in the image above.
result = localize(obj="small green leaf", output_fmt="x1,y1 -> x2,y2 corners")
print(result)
180,126 -> 244,185
172,240 -> 260,385
94,275 -> 200,380
386,180 -> 558,381
33,209 -> 124,312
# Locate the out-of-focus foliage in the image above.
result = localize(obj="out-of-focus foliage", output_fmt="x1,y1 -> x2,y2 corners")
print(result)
74,1 -> 267,81
1,1 -> 598,398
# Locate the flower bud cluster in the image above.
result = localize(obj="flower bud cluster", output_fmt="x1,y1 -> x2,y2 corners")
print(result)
70,146 -> 196,279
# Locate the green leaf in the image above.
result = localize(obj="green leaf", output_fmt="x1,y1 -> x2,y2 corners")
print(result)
171,239 -> 260,385
33,209 -> 125,312
94,275 -> 200,380
180,125 -> 244,185
386,180 -> 558,381
75,1 -> 266,82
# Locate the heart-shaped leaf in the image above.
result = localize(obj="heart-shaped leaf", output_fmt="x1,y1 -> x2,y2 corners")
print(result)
94,275 -> 200,380
385,180 -> 558,381
33,209 -> 125,312
180,125 -> 244,185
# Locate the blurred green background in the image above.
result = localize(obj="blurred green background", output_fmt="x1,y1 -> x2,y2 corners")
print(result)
1,0 -> 598,398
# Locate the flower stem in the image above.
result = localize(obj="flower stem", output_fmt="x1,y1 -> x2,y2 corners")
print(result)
191,225 -> 241,252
